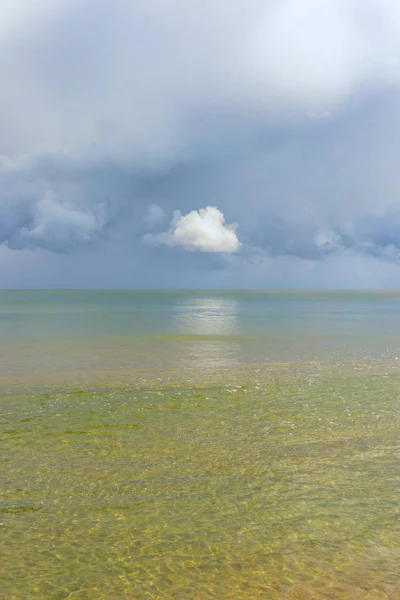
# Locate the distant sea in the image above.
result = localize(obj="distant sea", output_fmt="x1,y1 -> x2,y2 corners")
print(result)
1,291 -> 399,598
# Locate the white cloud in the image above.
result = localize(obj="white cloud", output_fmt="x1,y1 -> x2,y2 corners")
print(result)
144,206 -> 241,253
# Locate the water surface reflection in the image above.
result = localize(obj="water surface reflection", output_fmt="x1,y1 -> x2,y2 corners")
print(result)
171,296 -> 240,336
170,296 -> 242,368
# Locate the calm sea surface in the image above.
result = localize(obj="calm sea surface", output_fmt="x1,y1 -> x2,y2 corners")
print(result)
0,291 -> 399,598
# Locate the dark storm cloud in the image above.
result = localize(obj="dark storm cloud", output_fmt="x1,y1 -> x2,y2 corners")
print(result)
2,1 -> 400,285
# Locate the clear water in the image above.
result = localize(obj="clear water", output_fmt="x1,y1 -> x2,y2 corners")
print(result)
0,291 -> 399,598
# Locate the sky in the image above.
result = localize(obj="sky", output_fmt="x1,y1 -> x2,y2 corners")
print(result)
2,0 -> 400,288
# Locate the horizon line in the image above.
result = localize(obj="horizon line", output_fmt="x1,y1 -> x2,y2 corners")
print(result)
2,288 -> 400,293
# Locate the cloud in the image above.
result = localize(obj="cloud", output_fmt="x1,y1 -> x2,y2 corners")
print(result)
2,0 -> 400,162
145,206 -> 241,253
28,191 -> 104,248
3,1 -> 400,286
144,204 -> 166,228
14,190 -> 106,252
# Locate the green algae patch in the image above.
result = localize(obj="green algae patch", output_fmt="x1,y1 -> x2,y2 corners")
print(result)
0,366 -> 399,599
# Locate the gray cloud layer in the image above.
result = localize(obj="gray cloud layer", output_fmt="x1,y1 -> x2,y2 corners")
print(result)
2,0 -> 400,286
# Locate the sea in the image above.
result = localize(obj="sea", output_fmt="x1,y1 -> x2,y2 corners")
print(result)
0,291 -> 399,599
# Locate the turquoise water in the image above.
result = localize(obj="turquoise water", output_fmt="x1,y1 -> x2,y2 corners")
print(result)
2,290 -> 400,382
0,291 -> 399,598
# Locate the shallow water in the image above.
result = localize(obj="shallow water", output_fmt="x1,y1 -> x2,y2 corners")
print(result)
0,292 -> 399,598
